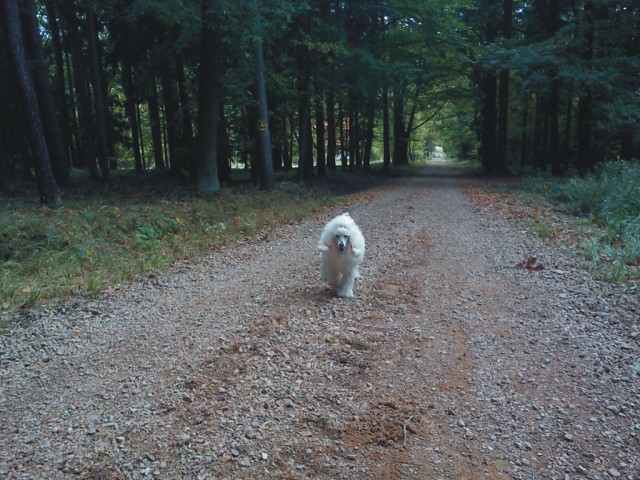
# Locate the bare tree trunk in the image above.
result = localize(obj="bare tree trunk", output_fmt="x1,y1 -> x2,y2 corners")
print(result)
23,0 -> 70,186
2,0 -> 60,204
382,85 -> 391,172
195,3 -> 221,195
253,12 -> 274,190
315,91 -> 326,177
148,77 -> 166,170
63,5 -> 97,178
326,92 -> 336,172
87,9 -> 111,183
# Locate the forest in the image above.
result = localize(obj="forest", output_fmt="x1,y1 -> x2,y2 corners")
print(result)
0,0 -> 639,205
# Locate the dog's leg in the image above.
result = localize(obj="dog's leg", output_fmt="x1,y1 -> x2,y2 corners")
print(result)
320,255 -> 328,281
337,271 -> 356,297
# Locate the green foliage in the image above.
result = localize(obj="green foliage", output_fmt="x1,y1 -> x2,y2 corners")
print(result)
520,160 -> 640,289
0,177 -> 338,321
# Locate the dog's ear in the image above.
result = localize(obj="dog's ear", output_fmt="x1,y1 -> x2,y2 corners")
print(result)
318,243 -> 329,252
350,247 -> 361,257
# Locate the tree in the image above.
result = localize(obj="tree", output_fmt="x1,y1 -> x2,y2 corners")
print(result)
2,0 -> 60,204
253,8 -> 275,190
195,2 -> 221,195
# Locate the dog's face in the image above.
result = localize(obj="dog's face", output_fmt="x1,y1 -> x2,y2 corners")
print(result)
334,226 -> 350,252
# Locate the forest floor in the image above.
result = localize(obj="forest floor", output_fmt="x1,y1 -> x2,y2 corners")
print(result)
1,161 -> 638,480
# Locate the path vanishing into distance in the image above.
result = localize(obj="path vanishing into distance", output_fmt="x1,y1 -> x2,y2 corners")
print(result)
1,162 -> 638,479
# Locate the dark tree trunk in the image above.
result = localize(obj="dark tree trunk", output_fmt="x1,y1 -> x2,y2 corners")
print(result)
392,91 -> 409,166
195,4 -> 221,195
562,91 -> 573,169
284,114 -> 293,171
253,26 -> 274,190
175,57 -> 194,147
44,0 -> 73,172
549,79 -> 561,175
338,103 -> 347,171
496,0 -> 512,173
122,59 -> 143,174
326,92 -> 336,172
480,72 -> 498,173
532,95 -> 542,169
217,102 -> 231,182
296,54 -> 312,183
363,98 -> 375,171
315,92 -> 326,177
63,6 -> 97,178
87,9 -> 110,183
382,85 -> 391,172
520,99 -> 529,166
64,49 -> 80,167
148,77 -> 166,170
160,61 -> 182,177
480,0 -> 498,174
576,1 -> 594,172
23,0 -> 70,186
2,0 -> 60,204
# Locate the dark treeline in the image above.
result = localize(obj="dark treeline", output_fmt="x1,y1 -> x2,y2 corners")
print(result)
0,0 -> 638,204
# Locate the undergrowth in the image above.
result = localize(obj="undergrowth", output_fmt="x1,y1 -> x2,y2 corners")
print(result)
517,159 -> 640,290
0,173 -> 351,323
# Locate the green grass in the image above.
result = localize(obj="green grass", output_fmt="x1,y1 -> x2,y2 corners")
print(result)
514,159 -> 640,290
1,170 -> 368,323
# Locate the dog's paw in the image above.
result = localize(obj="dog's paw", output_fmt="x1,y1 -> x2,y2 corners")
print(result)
317,243 -> 329,252
350,247 -> 362,257
337,289 -> 354,298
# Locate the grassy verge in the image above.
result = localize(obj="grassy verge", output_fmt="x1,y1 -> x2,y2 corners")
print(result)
1,169 -> 387,323
513,160 -> 640,291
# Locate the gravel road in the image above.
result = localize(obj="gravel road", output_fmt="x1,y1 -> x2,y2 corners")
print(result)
1,163 -> 638,479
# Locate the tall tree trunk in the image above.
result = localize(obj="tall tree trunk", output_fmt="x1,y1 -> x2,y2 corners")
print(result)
480,0 -> 498,173
148,77 -> 166,170
122,59 -> 143,174
87,9 -> 110,183
44,0 -> 74,183
64,49 -> 80,167
576,0 -> 594,172
382,85 -> 391,172
338,103 -> 347,171
23,0 -> 70,186
326,92 -> 336,172
253,18 -> 274,191
363,98 -> 375,171
496,0 -> 512,173
296,49 -> 312,183
195,4 -> 221,195
532,94 -> 542,168
562,91 -> 573,169
392,91 -> 409,166
549,79 -> 561,175
315,92 -> 326,177
480,73 -> 498,173
2,0 -> 60,204
160,61 -> 182,177
175,57 -> 194,147
520,99 -> 529,166
63,6 -> 97,178
284,114 -> 293,171
217,102 -> 232,182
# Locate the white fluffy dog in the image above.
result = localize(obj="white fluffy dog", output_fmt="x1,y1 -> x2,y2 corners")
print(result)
317,213 -> 365,297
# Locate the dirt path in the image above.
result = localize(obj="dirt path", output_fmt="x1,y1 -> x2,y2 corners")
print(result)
1,163 -> 638,479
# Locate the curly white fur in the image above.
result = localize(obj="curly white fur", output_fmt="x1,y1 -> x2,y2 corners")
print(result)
317,213 -> 365,297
